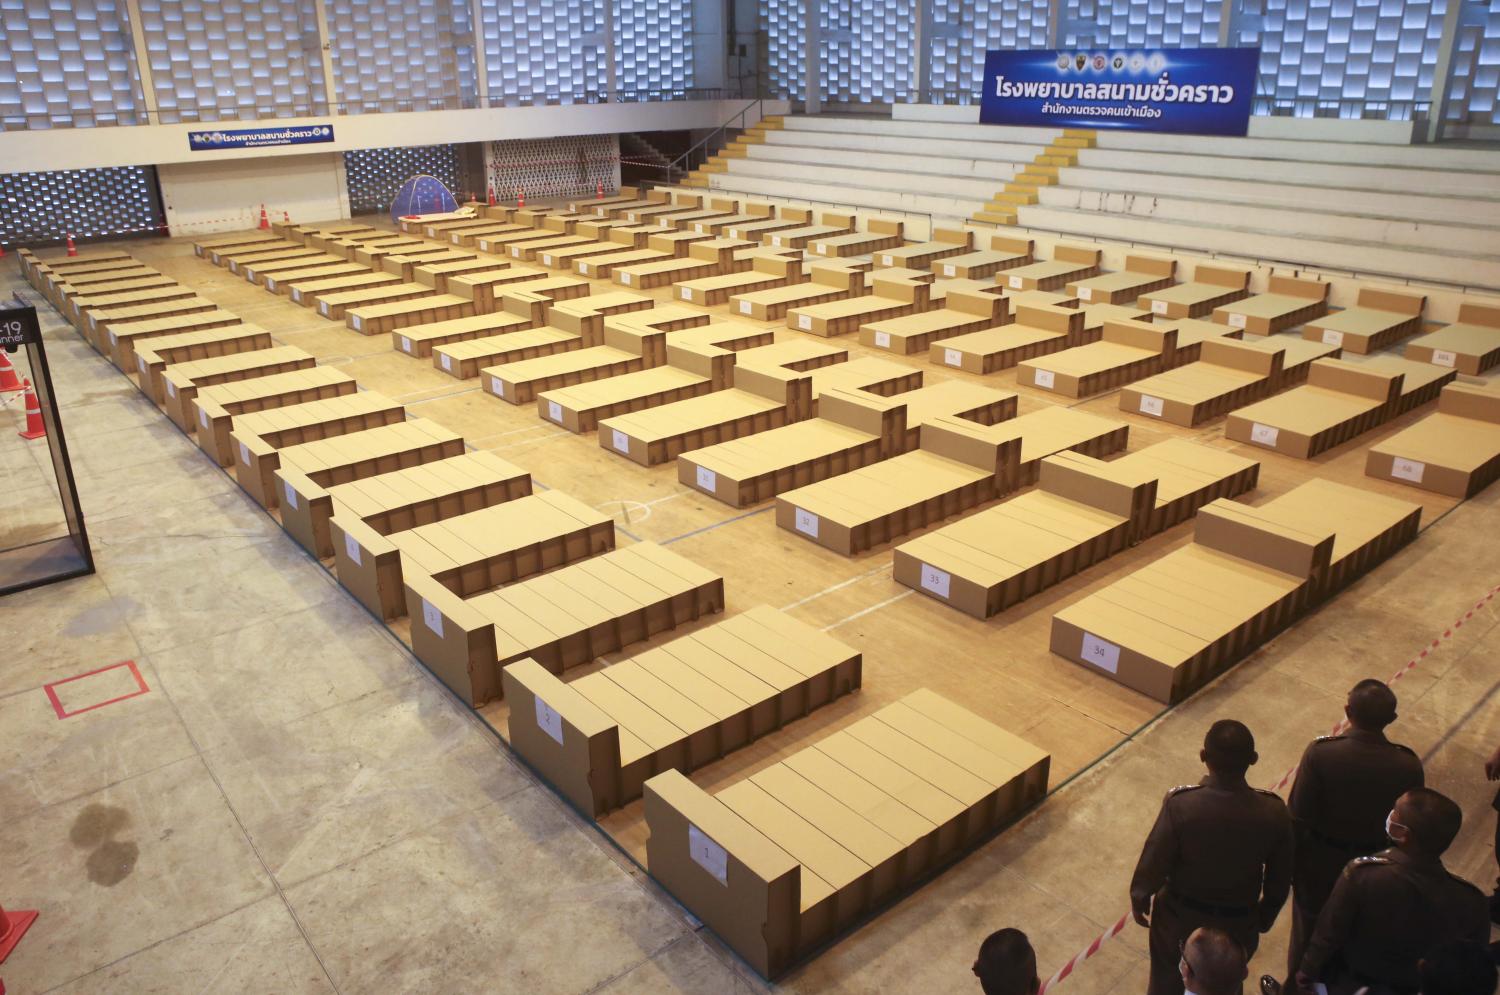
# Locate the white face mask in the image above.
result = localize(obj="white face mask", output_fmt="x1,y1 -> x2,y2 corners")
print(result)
1385,811 -> 1408,843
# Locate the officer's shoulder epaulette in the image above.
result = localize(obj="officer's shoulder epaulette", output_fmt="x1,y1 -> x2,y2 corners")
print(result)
1167,783 -> 1203,797
1391,742 -> 1418,757
1347,855 -> 1392,873
1312,734 -> 1345,744
1253,787 -> 1285,800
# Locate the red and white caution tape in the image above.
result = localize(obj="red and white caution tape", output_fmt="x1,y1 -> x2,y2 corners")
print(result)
1036,583 -> 1500,995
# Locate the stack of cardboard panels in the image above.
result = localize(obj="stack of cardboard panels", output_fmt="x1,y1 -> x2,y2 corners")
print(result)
242,253 -> 348,288
726,206 -> 815,245
688,200 -> 776,236
204,237 -> 289,266
193,235 -> 274,261
428,218 -> 508,245
600,357 -> 923,467
229,392 -> 408,507
894,441 -> 1258,618
263,261 -> 369,295
287,271 -> 401,308
995,244 -> 1102,293
315,229 -> 397,254
540,337 -> 843,435
677,253 -> 805,307
1067,255 -> 1177,305
1139,265 -> 1252,319
643,688 -> 1050,979
297,223 -> 376,245
1212,276 -> 1329,334
1366,383 -> 1500,498
811,218 -> 905,258
1302,288 -> 1426,355
345,293 -> 475,336
314,282 -> 436,322
503,607 -> 863,816
432,292 -> 654,380
731,262 -> 870,321
679,381 -> 1016,507
273,419 -> 471,556
392,308 -> 537,359
399,211 -> 472,234
451,222 -> 528,248
1050,480 -> 1420,702
132,325 -> 274,402
1403,300 -> 1500,375
414,256 -> 511,293
573,227 -> 684,279
1342,354 -> 1458,414
447,265 -> 573,310
405,541 -> 726,706
623,191 -> 706,226
507,229 -> 594,262
933,303 -> 1087,375
776,406 -> 1127,555
765,212 -> 855,251
1018,321 -> 1191,398
860,288 -> 1007,356
787,272 -> 936,337
1120,337 -> 1296,427
474,227 -> 563,258
58,271 -> 174,317
933,233 -> 1034,280
875,228 -> 973,270
1225,359 -> 1408,459
350,237 -> 429,266
383,249 -> 478,281
537,225 -> 649,271
660,196 -> 742,233
481,307 -> 740,405
615,239 -> 754,290
224,243 -> 323,276
96,299 -> 226,367
77,286 -> 200,342
193,367 -> 360,466
330,453 -> 533,619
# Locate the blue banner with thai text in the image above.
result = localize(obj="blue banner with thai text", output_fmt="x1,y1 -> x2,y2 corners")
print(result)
188,124 -> 336,151
980,48 -> 1258,136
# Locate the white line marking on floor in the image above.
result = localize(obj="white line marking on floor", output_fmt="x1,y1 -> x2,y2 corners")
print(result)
820,590 -> 914,632
781,563 -> 892,612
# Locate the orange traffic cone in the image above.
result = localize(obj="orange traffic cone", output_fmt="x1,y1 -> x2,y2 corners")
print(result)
0,351 -> 22,393
0,900 -> 39,964
283,210 -> 291,224
517,189 -> 525,209
258,204 -> 270,230
66,234 -> 77,257
0,244 -> 7,258
17,378 -> 44,439
597,181 -> 603,200
487,186 -> 495,206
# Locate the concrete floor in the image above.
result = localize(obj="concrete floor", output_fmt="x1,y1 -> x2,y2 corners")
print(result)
2,230 -> 1498,994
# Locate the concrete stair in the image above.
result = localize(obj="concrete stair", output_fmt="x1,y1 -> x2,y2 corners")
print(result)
683,115 -> 785,189
973,131 -> 1093,227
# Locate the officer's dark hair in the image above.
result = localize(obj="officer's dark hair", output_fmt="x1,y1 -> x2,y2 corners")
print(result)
1202,720 -> 1257,775
1183,928 -> 1248,995
1397,787 -> 1463,855
1346,679 -> 1398,730
1418,939 -> 1497,995
974,928 -> 1039,995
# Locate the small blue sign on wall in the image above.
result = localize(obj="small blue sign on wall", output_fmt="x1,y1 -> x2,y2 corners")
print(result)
188,124 -> 336,152
980,49 -> 1259,136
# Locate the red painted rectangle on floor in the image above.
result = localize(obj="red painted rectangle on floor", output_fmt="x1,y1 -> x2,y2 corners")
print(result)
44,660 -> 150,719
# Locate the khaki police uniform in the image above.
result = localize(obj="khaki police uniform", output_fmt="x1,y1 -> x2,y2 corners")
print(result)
1130,773 -> 1294,995
1284,729 -> 1423,978
1299,847 -> 1488,995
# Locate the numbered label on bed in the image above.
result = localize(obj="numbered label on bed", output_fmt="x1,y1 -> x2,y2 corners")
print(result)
688,824 -> 729,886
1080,632 -> 1121,674
919,564 -> 951,599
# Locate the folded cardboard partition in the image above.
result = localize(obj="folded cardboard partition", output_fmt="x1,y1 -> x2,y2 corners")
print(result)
861,287 -> 1008,355
287,271 -> 401,307
1366,383 -> 1500,498
875,227 -> 974,270
418,216 -> 487,239
1138,264 -> 1252,319
726,206 -> 814,244
242,253 -> 347,287
601,357 -> 921,467
810,218 -> 905,259
763,212 -> 856,252
733,262 -> 873,322
273,420 -> 469,556
506,233 -> 591,262
446,265 -> 565,309
1018,320 -> 1181,398
75,284 -> 199,335
679,380 -> 1006,507
614,238 -> 752,290
1077,302 -> 1151,341
1226,358 -> 1404,459
432,292 -> 652,380
1149,317 -> 1243,364
450,223 -> 527,247
505,606 -> 862,817
996,243 -> 1102,293
536,235 -> 634,270
194,234 -> 276,259
406,541 -> 725,707
471,228 -> 559,256
159,346 -> 318,431
192,367 -> 359,466
229,392 -> 408,508
1346,354 -> 1458,415
624,193 -> 706,226
678,253 -> 806,307
383,249 -> 478,282
645,228 -> 717,258
658,196 -> 741,232
392,310 -> 534,359
345,293 -> 475,336
1067,254 -> 1177,305
536,322 -> 796,433
346,237 -> 424,265
573,218 -> 641,242
291,223 -> 374,247
1121,337 -> 1286,426
133,324 -> 273,403
227,246 -> 323,276
930,303 -> 1083,376
689,201 -> 776,236
574,245 -> 674,279
263,262 -> 369,295
1403,300 -> 1500,375
313,229 -> 394,253
1212,275 -> 1330,335
788,272 -> 935,338
643,688 -> 1050,979
1301,288 -> 1425,355
58,273 -> 174,306
933,233 -> 1034,280
776,402 -> 1125,556
207,239 -> 297,267
329,453 -> 533,618
399,211 -> 471,234
314,282 -> 435,322
96,298 -> 224,365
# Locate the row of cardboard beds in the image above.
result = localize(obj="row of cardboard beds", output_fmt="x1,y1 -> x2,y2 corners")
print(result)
23,213 -> 1499,976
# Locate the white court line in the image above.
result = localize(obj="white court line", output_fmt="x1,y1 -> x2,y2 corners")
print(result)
820,590 -> 914,632
780,563 -> 891,612
488,428 -> 568,451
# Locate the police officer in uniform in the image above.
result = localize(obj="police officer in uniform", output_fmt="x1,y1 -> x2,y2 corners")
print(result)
1130,720 -> 1294,995
1282,680 -> 1424,983
1295,787 -> 1488,995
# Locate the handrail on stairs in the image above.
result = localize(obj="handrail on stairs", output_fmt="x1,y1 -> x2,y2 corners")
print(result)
657,98 -> 765,184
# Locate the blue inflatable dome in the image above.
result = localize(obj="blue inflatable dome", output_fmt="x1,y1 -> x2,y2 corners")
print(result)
390,174 -> 459,222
